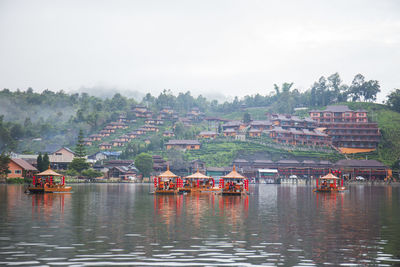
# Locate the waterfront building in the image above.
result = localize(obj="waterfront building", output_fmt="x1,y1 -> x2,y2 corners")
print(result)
7,158 -> 37,179
49,147 -> 75,169
334,159 -> 389,180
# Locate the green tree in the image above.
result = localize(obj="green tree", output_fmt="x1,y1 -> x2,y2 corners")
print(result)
387,89 -> 400,113
350,74 -> 380,102
243,112 -> 251,123
135,153 -> 153,177
0,152 -> 10,179
69,158 -> 89,174
174,122 -> 185,139
75,129 -> 86,158
81,168 -> 103,179
37,153 -> 43,172
42,153 -> 50,170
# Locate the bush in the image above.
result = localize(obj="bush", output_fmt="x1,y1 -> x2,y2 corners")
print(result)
81,169 -> 103,179
65,169 -> 78,176
6,178 -> 25,184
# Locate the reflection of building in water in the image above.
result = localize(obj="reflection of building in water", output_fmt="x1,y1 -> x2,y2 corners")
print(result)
31,193 -> 70,222
153,194 -> 249,235
218,196 -> 249,226
277,186 -> 382,265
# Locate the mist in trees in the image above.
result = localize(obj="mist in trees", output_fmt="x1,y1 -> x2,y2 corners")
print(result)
0,72 -> 387,154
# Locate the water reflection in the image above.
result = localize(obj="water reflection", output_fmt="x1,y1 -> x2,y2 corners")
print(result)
0,184 -> 399,266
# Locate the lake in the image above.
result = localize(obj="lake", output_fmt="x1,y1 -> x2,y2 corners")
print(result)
0,184 -> 399,266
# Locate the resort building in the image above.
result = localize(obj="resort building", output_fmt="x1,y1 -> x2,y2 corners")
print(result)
99,142 -> 112,150
111,139 -> 126,147
198,131 -> 218,139
248,128 -> 262,137
249,120 -> 273,131
309,105 -> 368,123
162,130 -> 175,137
165,140 -> 201,150
99,130 -> 111,137
145,118 -> 164,125
222,121 -> 247,131
268,127 -> 331,146
223,128 -> 237,137
334,159 -> 389,180
83,138 -> 93,146
88,134 -> 102,141
268,114 -> 316,130
309,105 -> 380,152
117,114 -> 127,123
49,147 -> 75,169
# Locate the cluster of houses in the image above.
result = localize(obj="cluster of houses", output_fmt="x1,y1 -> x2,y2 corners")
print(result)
165,105 -> 380,152
82,105 -> 209,151
3,104 -> 385,181
80,104 -> 381,153
5,145 -> 392,182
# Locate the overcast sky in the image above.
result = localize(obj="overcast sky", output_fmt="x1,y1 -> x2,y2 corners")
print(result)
0,0 -> 399,101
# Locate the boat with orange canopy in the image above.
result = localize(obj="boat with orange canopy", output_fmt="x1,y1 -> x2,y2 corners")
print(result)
220,165 -> 249,195
28,168 -> 71,193
313,172 -> 346,193
154,166 -> 183,194
181,169 -> 218,193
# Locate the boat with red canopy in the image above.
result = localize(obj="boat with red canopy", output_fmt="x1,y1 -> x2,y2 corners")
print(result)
313,172 -> 346,193
181,169 -> 218,193
28,168 -> 71,193
154,166 -> 183,194
220,165 -> 249,195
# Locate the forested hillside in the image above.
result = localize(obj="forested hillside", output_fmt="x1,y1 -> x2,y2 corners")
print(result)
1,72 -> 399,169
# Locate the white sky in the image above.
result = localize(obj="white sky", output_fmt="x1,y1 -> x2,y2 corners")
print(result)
0,0 -> 399,102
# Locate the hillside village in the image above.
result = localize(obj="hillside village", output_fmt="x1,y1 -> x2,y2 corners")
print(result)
5,102 -> 395,183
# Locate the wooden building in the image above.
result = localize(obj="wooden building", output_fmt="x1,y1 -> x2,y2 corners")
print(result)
198,131 -> 218,139
165,140 -> 201,150
7,158 -> 37,179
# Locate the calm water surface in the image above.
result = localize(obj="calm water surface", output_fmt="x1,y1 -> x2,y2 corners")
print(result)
0,184 -> 400,266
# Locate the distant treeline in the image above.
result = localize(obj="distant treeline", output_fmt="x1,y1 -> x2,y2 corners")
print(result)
1,72 -> 399,152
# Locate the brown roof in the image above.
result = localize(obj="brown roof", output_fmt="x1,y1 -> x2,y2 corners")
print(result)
324,105 -> 352,113
11,158 -> 37,171
334,160 -> 386,168
199,131 -> 217,135
165,140 -> 200,145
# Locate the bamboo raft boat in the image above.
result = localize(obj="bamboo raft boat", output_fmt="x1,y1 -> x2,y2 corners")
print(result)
27,168 -> 71,193
313,172 -> 346,193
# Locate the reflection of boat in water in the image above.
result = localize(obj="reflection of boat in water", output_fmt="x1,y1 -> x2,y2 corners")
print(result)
313,172 -> 346,193
154,166 -> 181,195
180,169 -> 219,193
220,165 -> 249,196
28,168 -> 71,193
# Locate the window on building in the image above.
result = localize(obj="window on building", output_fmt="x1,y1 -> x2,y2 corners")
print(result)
15,170 -> 22,174
56,153 -> 62,156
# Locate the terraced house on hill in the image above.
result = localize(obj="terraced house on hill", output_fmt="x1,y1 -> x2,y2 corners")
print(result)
165,140 -> 201,150
265,114 -> 331,146
309,105 -> 380,153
